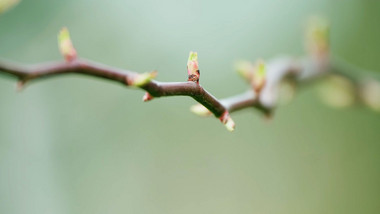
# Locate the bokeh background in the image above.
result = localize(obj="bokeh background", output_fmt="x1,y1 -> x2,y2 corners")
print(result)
1,0 -> 380,213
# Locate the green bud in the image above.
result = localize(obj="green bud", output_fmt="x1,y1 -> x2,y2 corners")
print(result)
190,104 -> 212,117
58,27 -> 77,62
132,71 -> 157,87
219,111 -> 235,132
256,60 -> 266,77
224,118 -> 235,132
251,60 -> 267,93
306,16 -> 330,56
187,51 -> 200,83
235,60 -> 254,82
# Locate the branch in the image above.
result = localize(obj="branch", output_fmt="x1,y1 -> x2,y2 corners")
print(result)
0,58 -> 229,117
0,54 -> 304,121
215,56 -> 328,116
1,23 -> 379,132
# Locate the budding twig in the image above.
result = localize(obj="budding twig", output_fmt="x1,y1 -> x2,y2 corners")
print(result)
0,24 -> 379,132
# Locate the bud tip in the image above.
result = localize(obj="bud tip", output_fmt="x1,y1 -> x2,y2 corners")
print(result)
58,27 -> 77,62
252,60 -> 267,93
219,111 -> 235,132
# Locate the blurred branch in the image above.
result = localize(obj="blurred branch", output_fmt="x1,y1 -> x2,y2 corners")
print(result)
204,55 -> 328,117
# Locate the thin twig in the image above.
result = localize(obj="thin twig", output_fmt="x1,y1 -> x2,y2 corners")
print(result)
0,58 -> 231,117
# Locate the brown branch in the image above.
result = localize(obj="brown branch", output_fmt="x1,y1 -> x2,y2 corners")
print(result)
0,24 -> 376,132
219,54 -> 380,117
0,53 -> 333,124
1,53 -> 378,131
214,56 -> 328,116
0,58 -> 229,117
1,20 -> 378,131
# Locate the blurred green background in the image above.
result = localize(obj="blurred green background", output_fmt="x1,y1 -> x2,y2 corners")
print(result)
1,0 -> 380,213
